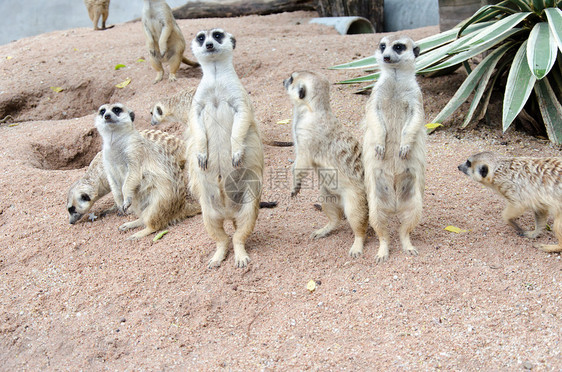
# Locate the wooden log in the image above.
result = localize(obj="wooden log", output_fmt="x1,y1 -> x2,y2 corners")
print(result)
316,0 -> 383,32
172,0 -> 317,19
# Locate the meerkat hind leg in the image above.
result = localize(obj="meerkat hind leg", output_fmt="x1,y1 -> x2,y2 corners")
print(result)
167,52 -> 182,82
149,54 -> 164,84
204,214 -> 230,268
119,218 -> 144,231
312,190 -> 342,239
536,214 -> 562,253
343,190 -> 368,258
524,209 -> 548,239
398,206 -> 421,257
128,226 -> 158,240
232,206 -> 259,268
371,211 -> 391,263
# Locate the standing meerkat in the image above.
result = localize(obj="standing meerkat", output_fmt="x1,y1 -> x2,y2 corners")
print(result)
84,0 -> 113,31
142,0 -> 198,83
66,129 -> 190,224
284,70 -> 368,258
459,151 -> 562,253
363,35 -> 426,262
150,89 -> 194,126
95,103 -> 200,239
187,28 -> 264,268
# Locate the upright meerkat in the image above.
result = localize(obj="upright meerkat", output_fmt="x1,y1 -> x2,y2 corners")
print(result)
363,35 -> 426,262
150,89 -> 194,126
284,70 -> 368,258
95,103 -> 200,239
66,129 -> 189,224
142,0 -> 198,83
84,0 -> 113,31
187,28 -> 264,268
459,151 -> 562,253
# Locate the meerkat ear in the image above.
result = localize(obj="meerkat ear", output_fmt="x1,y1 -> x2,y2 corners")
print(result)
298,85 -> 306,99
129,111 -> 135,122
413,45 -> 420,58
479,165 -> 488,178
231,35 -> 236,49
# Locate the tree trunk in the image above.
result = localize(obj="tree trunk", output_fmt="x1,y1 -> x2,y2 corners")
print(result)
172,0 -> 317,19
316,0 -> 383,32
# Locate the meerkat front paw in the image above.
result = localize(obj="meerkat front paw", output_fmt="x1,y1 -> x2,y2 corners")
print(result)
234,253 -> 251,268
122,197 -> 132,213
197,153 -> 208,170
374,144 -> 385,159
399,144 -> 411,159
153,72 -> 164,84
232,150 -> 244,168
168,73 -> 177,82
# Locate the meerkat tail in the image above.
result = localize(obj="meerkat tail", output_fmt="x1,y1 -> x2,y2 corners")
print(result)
259,201 -> 278,209
182,56 -> 199,67
265,140 -> 294,147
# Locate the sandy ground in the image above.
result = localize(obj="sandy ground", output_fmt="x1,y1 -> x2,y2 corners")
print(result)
0,11 -> 561,370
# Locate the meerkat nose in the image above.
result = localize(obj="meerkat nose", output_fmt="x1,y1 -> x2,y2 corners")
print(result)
205,42 -> 214,50
104,114 -> 111,121
383,56 -> 391,63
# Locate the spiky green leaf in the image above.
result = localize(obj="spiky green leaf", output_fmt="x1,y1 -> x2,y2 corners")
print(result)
503,41 -> 537,132
432,43 -> 514,124
330,56 -> 376,70
339,72 -> 380,84
545,7 -> 562,53
506,0 -> 533,12
535,76 -> 562,144
462,12 -> 531,49
527,22 -> 558,79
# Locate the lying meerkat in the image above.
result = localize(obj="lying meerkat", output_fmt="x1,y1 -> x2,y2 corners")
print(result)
284,70 -> 368,258
187,28 -> 264,268
142,0 -> 198,83
459,151 -> 562,253
84,0 -> 113,31
151,89 -> 194,126
66,129 -> 189,224
362,35 -> 426,262
95,103 -> 200,239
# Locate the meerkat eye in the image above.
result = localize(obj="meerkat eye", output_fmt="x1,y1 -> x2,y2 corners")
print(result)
479,165 -> 488,178
393,43 -> 406,53
156,106 -> 163,116
80,194 -> 91,202
213,31 -> 224,43
196,34 -> 205,45
99,108 -> 106,116
379,43 -> 386,52
112,106 -> 122,116
466,160 -> 472,168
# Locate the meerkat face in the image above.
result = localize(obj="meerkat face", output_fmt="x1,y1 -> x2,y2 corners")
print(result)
375,35 -> 419,69
191,28 -> 236,63
95,103 -> 135,131
150,102 -> 166,126
67,183 -> 95,224
283,71 -> 330,106
458,152 -> 498,185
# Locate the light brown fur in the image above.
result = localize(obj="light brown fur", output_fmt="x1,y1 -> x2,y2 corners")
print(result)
284,70 -> 368,258
84,0 -> 112,31
150,89 -> 194,126
187,29 -> 263,268
66,129 -> 190,224
95,104 -> 200,239
459,151 -> 562,253
142,0 -> 198,83
362,35 -> 426,262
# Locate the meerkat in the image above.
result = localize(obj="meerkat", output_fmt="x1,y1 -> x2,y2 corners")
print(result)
151,89 -> 195,126
187,28 -> 264,268
95,103 -> 200,239
284,70 -> 368,258
459,151 -> 562,253
66,129 -> 189,224
84,0 -> 113,31
142,0 -> 198,83
362,35 -> 426,263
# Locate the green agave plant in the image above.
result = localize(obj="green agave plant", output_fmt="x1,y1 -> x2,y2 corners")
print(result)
331,1 -> 562,143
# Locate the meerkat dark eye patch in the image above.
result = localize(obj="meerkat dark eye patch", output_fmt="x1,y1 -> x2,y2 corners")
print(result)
156,106 -> 163,116
212,31 -> 224,43
80,194 -> 91,202
68,206 -> 76,214
196,33 -> 205,46
479,165 -> 488,178
379,43 -> 386,52
298,85 -> 306,99
112,106 -> 122,116
99,108 -> 106,116
466,160 -> 472,168
393,43 -> 406,53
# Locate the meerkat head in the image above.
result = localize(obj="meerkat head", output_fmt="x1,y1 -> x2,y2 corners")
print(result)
67,181 -> 96,224
283,70 -> 331,109
375,35 -> 419,71
191,28 -> 236,64
458,151 -> 499,186
95,103 -> 135,133
150,101 -> 167,126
